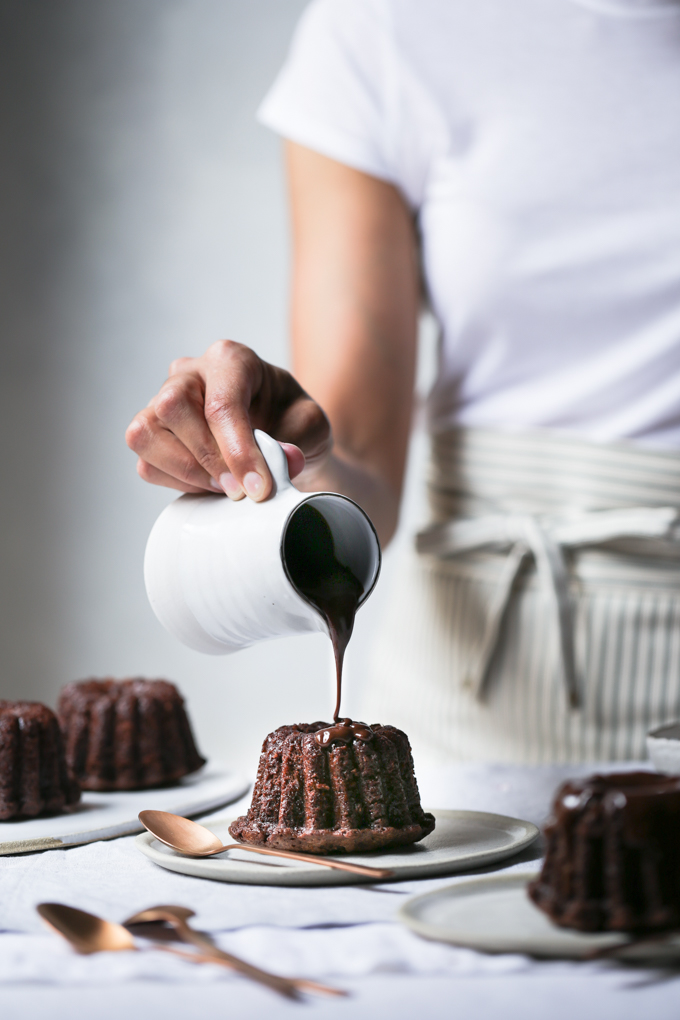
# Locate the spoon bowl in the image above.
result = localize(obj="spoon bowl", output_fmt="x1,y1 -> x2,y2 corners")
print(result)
138,810 -> 395,881
37,904 -> 138,955
139,811 -> 223,856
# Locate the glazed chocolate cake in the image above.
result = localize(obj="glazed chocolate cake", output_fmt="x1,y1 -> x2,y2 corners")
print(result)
529,772 -> 680,932
0,701 -> 80,820
57,678 -> 206,791
229,720 -> 435,854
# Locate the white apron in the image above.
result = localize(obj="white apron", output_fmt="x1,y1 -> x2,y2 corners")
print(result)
361,428 -> 680,765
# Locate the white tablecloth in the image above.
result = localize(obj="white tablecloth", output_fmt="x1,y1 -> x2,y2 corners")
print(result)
2,762 -> 678,1020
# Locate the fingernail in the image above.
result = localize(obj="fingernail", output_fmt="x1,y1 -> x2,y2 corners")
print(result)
219,472 -> 243,499
209,477 -> 222,491
243,471 -> 264,500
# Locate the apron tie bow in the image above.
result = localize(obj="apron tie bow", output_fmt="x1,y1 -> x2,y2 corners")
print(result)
416,506 -> 680,708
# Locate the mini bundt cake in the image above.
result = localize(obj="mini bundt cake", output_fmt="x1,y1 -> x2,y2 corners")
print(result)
0,701 -> 80,820
229,720 -> 435,854
529,772 -> 680,932
57,678 -> 206,791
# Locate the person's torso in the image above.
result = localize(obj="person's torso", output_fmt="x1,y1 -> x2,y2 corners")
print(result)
385,0 -> 680,446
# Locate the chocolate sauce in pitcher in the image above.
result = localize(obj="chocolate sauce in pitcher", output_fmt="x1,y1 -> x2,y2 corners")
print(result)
283,502 -> 370,746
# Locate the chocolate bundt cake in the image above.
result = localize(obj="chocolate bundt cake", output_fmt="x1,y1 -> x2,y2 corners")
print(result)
529,772 -> 680,932
229,720 -> 435,854
58,678 -> 206,791
0,701 -> 80,820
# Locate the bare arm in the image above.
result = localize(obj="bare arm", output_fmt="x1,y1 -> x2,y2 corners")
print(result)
126,144 -> 420,546
286,143 -> 420,543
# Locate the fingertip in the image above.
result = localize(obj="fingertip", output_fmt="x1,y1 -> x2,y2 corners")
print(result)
243,471 -> 267,501
220,471 -> 245,500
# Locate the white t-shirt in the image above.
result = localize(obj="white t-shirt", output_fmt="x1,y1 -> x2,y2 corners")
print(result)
259,0 -> 680,449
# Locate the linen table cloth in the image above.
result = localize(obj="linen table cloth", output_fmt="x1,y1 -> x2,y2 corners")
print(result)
1,761 -> 678,1020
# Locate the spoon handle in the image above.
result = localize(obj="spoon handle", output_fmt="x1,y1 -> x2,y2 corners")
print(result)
224,843 -> 395,880
292,978 -> 347,998
185,936 -> 344,998
158,941 -> 301,999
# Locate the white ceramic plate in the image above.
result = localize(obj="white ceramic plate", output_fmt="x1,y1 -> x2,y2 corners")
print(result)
399,872 -> 680,961
134,809 -> 538,886
0,765 -> 249,856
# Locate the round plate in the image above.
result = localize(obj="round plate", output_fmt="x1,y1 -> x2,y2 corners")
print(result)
399,873 -> 680,961
134,809 -> 538,886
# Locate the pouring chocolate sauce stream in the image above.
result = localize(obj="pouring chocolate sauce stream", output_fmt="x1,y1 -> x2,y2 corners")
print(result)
283,503 -> 373,747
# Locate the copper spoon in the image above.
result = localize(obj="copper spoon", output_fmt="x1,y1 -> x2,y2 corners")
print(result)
125,904 -> 345,998
37,903 -> 301,1000
139,810 -> 395,881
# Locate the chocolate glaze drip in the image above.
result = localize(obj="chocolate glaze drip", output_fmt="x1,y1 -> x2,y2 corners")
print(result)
283,502 -> 365,724
553,771 -> 680,841
313,718 -> 374,748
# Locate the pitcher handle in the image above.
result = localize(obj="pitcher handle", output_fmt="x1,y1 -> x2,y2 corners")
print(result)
253,430 -> 292,496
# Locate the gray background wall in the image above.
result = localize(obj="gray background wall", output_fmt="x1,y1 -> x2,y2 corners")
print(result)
0,0 -> 433,777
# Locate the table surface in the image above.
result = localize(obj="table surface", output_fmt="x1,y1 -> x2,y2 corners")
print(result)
2,760 -> 677,1020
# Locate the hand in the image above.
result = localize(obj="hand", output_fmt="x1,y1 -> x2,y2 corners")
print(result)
126,340 -> 332,501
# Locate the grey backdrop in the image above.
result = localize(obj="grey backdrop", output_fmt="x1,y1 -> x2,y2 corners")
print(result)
0,0 -> 433,776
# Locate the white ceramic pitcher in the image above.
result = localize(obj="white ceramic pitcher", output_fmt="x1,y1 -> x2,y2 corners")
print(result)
144,430 -> 381,654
